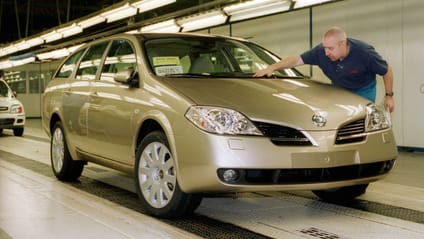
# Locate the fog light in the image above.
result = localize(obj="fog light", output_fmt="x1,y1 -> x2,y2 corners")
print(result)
222,169 -> 238,182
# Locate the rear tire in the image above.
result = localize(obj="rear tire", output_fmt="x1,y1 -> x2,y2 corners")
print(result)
312,184 -> 369,202
135,131 -> 202,218
51,121 -> 84,181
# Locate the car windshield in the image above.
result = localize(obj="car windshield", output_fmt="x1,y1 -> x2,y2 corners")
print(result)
0,81 -> 10,97
143,36 -> 302,78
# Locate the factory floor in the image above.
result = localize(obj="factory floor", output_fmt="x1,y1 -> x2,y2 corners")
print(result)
0,119 -> 423,239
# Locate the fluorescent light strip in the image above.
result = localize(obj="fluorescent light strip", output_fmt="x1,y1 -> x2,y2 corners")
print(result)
78,15 -> 106,29
37,48 -> 70,60
179,11 -> 228,32
40,30 -> 63,43
226,1 -> 291,22
58,23 -> 83,38
294,0 -> 333,8
101,3 -> 137,23
25,38 -> 44,47
140,19 -> 181,33
224,0 -> 283,13
132,0 -> 176,13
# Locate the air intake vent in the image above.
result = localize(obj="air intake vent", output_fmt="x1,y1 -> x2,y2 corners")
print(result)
336,119 -> 366,144
253,121 -> 312,146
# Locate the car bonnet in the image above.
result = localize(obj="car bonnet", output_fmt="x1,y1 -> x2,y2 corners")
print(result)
163,77 -> 370,131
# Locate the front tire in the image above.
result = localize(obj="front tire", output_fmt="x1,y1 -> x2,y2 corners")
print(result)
135,131 -> 202,218
13,127 -> 24,136
51,121 -> 84,181
312,184 -> 369,202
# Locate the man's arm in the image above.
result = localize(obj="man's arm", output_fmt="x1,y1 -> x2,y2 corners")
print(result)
383,65 -> 395,112
253,55 -> 304,77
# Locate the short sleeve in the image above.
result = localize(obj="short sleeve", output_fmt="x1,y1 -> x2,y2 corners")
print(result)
300,44 -> 323,65
367,48 -> 388,76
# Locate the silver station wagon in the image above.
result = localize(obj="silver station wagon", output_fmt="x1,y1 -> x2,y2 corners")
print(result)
42,33 -> 397,218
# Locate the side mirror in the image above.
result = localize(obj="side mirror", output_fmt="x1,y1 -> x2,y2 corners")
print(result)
114,68 -> 139,87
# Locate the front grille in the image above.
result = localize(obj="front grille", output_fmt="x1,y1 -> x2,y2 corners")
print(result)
0,118 -> 15,126
335,119 -> 366,144
217,159 -> 395,185
253,121 -> 312,146
0,106 -> 8,112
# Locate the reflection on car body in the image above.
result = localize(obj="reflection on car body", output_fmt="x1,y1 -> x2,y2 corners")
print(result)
42,33 -> 397,218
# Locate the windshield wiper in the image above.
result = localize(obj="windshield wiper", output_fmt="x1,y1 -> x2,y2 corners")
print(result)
208,72 -> 254,78
163,73 -> 211,78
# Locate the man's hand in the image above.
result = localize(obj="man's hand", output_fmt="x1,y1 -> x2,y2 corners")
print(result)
253,68 -> 274,77
384,96 -> 395,113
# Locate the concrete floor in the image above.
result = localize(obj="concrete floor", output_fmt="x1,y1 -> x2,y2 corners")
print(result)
0,119 -> 423,239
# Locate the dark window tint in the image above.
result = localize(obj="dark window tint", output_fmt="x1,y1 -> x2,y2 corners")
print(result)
55,49 -> 85,78
76,41 -> 109,80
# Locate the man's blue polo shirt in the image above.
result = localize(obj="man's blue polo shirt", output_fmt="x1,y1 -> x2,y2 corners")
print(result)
300,38 -> 388,101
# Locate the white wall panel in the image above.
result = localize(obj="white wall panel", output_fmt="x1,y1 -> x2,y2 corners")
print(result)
231,10 -> 312,75
401,0 -> 424,147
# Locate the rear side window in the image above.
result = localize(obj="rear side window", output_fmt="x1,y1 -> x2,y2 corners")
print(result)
55,49 -> 84,78
101,39 -> 137,82
76,41 -> 109,81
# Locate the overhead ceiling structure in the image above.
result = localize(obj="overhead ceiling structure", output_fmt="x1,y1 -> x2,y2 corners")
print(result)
0,0 -> 337,69
0,0 -> 217,45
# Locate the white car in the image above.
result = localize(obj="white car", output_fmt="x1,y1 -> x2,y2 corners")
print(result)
0,78 -> 25,136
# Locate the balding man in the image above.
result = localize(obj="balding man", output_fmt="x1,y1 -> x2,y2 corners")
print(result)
253,26 -> 394,112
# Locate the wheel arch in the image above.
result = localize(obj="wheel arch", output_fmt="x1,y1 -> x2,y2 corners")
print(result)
48,112 -> 81,161
49,113 -> 62,136
135,112 -> 180,174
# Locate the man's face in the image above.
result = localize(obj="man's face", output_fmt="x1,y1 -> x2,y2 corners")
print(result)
322,36 -> 345,61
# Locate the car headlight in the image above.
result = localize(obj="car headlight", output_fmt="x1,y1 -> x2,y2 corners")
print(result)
10,104 -> 24,114
185,106 -> 263,135
365,103 -> 391,132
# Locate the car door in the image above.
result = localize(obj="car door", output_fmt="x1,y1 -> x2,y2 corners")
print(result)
67,41 -> 109,153
52,48 -> 89,150
87,39 -> 138,165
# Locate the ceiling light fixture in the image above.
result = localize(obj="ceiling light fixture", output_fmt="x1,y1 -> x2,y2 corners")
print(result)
0,60 -> 13,70
224,0 -> 290,22
78,15 -> 106,29
40,30 -> 63,43
101,3 -> 137,23
37,48 -> 70,60
57,23 -> 83,38
294,0 -> 333,9
25,38 -> 45,47
11,56 -> 36,67
132,0 -> 176,13
140,19 -> 181,33
178,10 -> 228,32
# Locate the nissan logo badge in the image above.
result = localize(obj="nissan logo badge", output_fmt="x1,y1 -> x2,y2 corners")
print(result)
312,114 -> 327,127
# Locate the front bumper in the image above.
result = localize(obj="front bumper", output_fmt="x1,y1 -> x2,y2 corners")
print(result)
0,114 -> 25,129
174,127 -> 398,193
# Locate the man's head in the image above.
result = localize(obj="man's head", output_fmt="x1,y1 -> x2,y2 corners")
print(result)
322,26 -> 349,61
